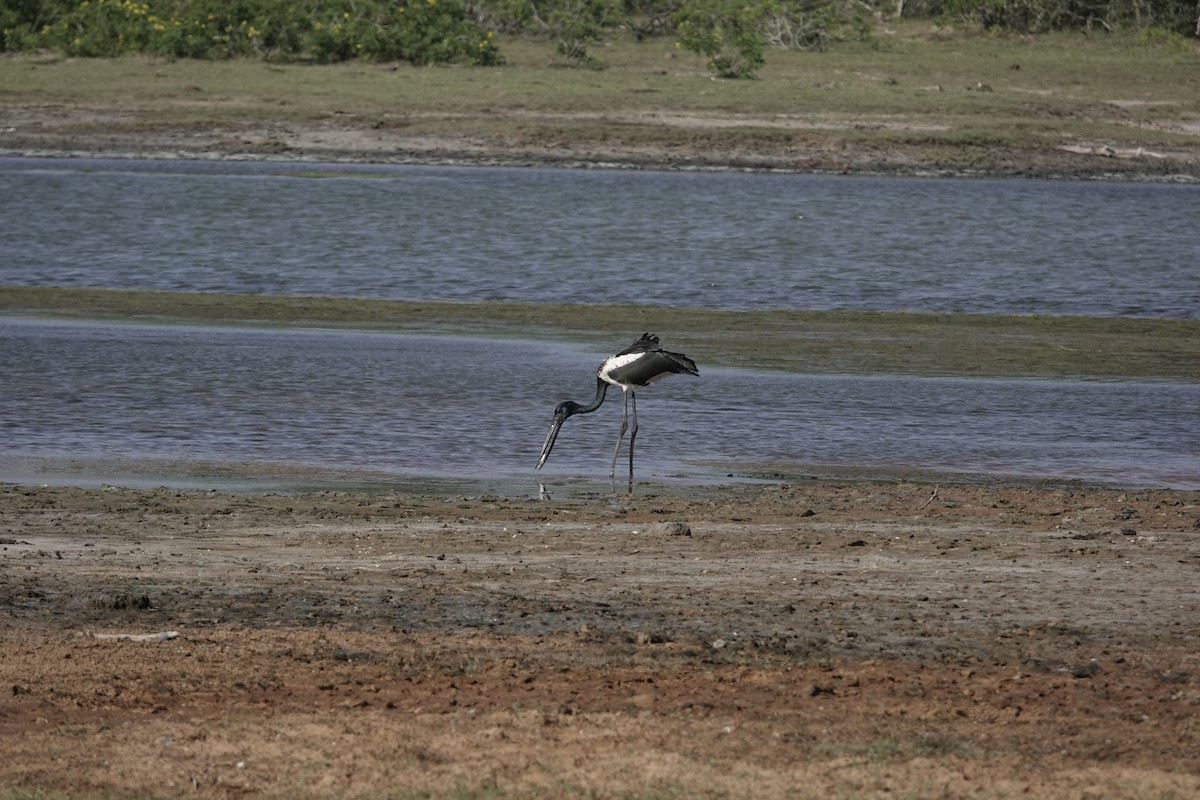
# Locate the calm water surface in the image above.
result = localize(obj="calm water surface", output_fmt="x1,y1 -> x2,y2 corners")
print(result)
3,157 -> 1198,490
2,157 -> 1197,317
2,318 -> 1196,490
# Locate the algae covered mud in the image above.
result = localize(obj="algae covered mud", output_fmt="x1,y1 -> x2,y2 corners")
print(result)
5,285 -> 1199,380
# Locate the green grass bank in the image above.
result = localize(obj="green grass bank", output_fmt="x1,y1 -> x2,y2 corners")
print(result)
2,24 -> 1198,178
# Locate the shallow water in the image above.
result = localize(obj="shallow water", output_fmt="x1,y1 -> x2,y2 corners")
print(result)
2,157 -> 1197,317
2,318 -> 1196,489
3,156 -> 1198,490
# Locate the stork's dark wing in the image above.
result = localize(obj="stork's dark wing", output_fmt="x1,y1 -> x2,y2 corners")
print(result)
617,333 -> 661,356
607,351 -> 697,386
604,334 -> 699,387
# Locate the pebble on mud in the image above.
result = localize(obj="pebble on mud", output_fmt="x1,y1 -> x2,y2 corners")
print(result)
646,521 -> 692,537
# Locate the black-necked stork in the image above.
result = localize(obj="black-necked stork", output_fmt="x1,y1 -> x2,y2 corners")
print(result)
536,333 -> 699,484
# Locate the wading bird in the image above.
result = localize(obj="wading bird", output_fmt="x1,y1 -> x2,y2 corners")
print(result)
536,333 -> 699,486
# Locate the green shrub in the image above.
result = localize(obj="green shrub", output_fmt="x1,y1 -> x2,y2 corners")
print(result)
3,0 -> 1192,72
1134,24 -> 1191,52
1,0 -> 503,65
303,0 -> 502,64
526,0 -> 624,67
673,0 -> 868,78
673,0 -> 770,77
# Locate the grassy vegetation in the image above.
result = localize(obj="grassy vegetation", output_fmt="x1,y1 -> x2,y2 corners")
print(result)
4,285 -> 1198,381
1,22 -> 1197,168
5,25 -> 1197,110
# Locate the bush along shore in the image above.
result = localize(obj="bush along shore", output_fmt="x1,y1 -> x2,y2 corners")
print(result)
3,0 -> 1196,76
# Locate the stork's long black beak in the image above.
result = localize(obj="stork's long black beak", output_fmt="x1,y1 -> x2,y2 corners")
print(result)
536,410 -> 567,470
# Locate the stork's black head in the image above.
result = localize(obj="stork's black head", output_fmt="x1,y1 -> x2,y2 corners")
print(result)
536,401 -> 584,470
556,400 -> 585,417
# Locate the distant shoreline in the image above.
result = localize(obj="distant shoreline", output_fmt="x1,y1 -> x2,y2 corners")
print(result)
4,29 -> 1198,184
3,138 -> 1197,184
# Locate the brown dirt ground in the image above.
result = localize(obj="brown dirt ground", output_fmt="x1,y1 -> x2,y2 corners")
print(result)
2,102 -> 1199,181
2,481 -> 1199,798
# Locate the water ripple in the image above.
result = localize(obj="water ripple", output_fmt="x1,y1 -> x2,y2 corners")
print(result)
2,157 -> 1197,318
2,318 -> 1196,489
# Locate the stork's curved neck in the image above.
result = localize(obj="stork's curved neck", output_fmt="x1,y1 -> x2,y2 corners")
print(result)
578,376 -> 608,414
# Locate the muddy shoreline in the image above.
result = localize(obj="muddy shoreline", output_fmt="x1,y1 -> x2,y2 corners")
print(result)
2,104 -> 1198,183
3,481 -> 1198,798
4,132 -> 1196,183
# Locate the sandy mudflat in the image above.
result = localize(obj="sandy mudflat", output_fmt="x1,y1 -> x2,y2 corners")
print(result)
2,480 -> 1198,798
